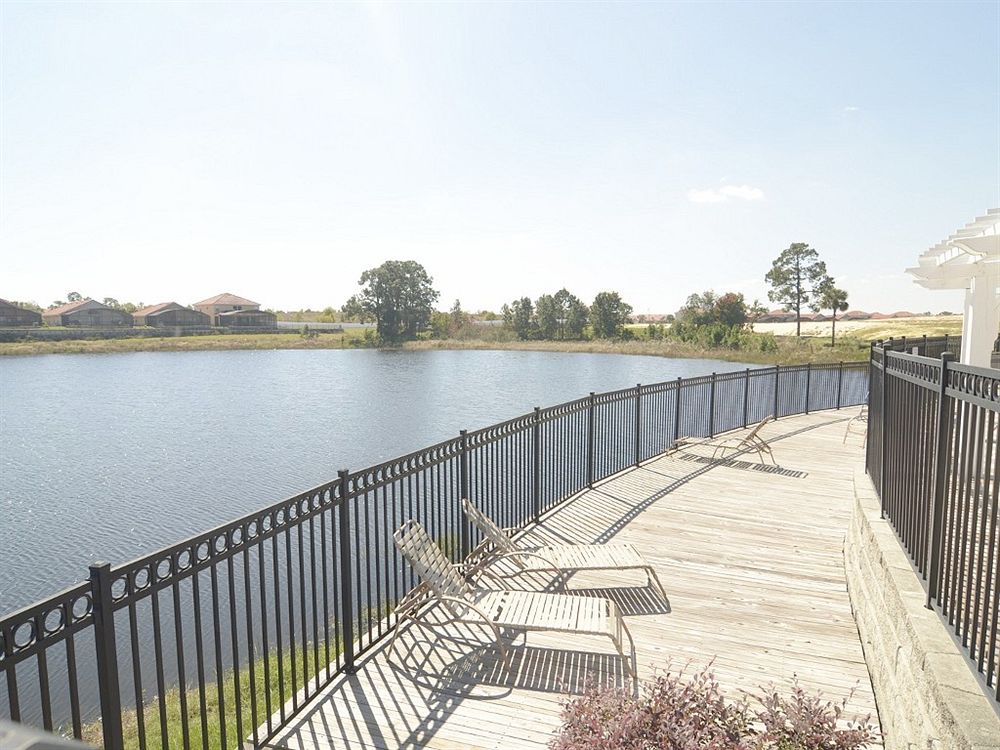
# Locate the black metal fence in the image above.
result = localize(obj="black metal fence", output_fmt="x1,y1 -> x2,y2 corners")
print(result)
868,336 -> 1000,704
1,361 -> 868,748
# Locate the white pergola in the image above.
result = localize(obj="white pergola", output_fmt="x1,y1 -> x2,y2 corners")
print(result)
907,209 -> 1000,367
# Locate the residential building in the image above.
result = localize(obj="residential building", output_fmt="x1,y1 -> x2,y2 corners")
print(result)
133,302 -> 210,327
0,299 -> 42,326
42,299 -> 133,327
192,293 -> 261,325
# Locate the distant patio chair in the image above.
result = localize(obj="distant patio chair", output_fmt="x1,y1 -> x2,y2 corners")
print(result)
390,520 -> 637,685
462,498 -> 667,598
843,403 -> 868,446
674,414 -> 776,464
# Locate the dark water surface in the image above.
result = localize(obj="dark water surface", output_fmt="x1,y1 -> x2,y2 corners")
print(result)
1,348 -> 751,612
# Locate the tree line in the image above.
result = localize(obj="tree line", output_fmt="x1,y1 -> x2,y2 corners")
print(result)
500,290 -> 633,341
15,246 -> 847,344
340,260 -> 637,343
339,243 -> 850,348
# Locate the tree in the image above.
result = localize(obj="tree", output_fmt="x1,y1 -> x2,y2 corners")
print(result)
535,294 -> 559,339
502,297 -> 535,340
67,292 -> 83,302
747,299 -> 768,331
675,291 -> 747,329
675,291 -> 718,327
590,291 -> 633,339
341,260 -> 439,341
449,299 -> 469,332
764,243 -> 831,336
819,285 -> 849,346
554,288 -> 588,339
714,292 -> 747,328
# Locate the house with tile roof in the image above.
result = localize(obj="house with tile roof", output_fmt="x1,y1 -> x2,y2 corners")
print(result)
133,302 -> 210,327
42,299 -> 132,327
192,293 -> 262,325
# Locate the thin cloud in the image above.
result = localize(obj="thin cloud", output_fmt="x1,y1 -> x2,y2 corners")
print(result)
687,184 -> 765,204
843,105 -> 860,113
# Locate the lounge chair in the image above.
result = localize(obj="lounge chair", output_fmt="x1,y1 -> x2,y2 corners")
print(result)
843,403 -> 868,446
674,414 -> 775,464
462,498 -> 667,599
390,520 -> 637,684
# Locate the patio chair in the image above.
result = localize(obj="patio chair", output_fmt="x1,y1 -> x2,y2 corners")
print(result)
462,498 -> 667,599
674,414 -> 775,464
843,403 -> 868,446
390,520 -> 637,684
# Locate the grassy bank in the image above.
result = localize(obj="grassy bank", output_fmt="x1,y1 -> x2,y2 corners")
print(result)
405,335 -> 872,364
0,331 -> 364,356
1,324 -> 940,364
81,639 -> 331,750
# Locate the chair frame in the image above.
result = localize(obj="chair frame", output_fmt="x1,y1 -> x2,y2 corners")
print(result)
674,414 -> 776,464
389,520 -> 637,685
843,404 -> 868,446
462,498 -> 667,599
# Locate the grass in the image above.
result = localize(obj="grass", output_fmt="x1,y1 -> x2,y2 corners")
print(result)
839,316 -> 963,341
406,335 -> 873,364
0,317 -> 960,364
0,331 -> 365,356
82,639 -> 334,750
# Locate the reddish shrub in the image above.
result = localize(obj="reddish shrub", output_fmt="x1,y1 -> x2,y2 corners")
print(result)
550,664 -> 878,750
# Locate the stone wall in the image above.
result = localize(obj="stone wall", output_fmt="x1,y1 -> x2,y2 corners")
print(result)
845,465 -> 1000,750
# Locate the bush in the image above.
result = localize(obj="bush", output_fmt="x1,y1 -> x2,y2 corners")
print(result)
550,663 -> 878,750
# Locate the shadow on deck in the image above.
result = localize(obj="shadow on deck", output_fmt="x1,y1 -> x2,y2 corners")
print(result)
265,410 -> 879,750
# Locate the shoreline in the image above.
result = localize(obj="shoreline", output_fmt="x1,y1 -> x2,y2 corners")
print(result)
0,331 -> 870,365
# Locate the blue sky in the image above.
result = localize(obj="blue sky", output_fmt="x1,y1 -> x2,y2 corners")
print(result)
2,1 -> 997,314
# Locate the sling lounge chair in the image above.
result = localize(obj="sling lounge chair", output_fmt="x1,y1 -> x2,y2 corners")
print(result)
390,520 -> 637,684
843,403 -> 868,446
674,414 -> 775,464
462,498 -> 667,599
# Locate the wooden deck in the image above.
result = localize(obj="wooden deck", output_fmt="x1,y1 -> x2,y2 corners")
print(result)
266,410 -> 880,749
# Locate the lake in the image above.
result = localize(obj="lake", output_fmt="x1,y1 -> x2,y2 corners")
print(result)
0,348 -> 752,612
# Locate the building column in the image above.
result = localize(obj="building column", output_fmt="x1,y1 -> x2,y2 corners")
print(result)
960,273 -> 1000,368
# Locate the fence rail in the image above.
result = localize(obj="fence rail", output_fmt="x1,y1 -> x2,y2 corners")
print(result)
868,335 -> 1000,704
1,361 -> 868,748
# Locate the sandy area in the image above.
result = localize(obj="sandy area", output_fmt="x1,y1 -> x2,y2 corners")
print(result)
754,315 -> 962,339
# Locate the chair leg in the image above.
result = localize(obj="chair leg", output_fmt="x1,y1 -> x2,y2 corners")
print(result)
386,612 -> 411,663
645,566 -> 668,600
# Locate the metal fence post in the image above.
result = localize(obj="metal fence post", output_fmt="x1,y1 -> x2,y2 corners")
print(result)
742,368 -> 750,428
927,352 -> 954,607
532,407 -> 541,521
880,352 -> 889,519
836,361 -> 844,409
459,430 -> 470,557
805,363 -> 812,415
587,393 -> 595,487
336,469 -> 356,673
773,364 -> 780,419
708,373 -> 716,438
634,384 -> 642,466
673,377 -> 683,447
89,562 -> 124,750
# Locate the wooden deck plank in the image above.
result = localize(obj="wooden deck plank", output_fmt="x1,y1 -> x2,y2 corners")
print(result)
266,411 -> 881,749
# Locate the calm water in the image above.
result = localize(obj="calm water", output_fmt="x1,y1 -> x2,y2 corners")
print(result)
0,349 -> 751,612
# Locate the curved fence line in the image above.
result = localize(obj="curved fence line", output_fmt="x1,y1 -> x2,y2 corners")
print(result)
1,360 -> 869,748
